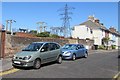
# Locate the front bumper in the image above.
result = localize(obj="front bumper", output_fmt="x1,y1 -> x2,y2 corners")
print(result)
62,55 -> 72,60
12,59 -> 34,67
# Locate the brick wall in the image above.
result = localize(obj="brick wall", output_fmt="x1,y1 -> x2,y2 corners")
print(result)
4,34 -> 94,57
15,32 -> 35,37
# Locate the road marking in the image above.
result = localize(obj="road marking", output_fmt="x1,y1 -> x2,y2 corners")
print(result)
0,68 -> 19,76
113,72 -> 120,79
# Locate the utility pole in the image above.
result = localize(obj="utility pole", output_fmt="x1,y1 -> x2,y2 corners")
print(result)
58,4 -> 75,37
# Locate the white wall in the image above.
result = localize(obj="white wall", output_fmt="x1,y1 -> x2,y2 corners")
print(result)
72,25 -> 106,46
115,36 -> 120,49
92,29 -> 105,45
72,25 -> 93,39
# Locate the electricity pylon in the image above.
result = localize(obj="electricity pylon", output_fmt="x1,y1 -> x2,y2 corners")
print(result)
58,4 -> 75,37
6,20 -> 16,33
37,22 -> 47,33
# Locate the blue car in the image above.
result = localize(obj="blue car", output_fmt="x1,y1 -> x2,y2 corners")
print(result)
61,44 -> 88,60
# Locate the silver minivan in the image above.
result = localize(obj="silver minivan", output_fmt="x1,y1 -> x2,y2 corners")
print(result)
12,42 -> 62,69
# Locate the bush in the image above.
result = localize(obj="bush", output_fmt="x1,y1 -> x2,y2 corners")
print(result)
36,32 -> 50,37
111,45 -> 116,49
50,34 -> 59,38
98,45 -> 105,50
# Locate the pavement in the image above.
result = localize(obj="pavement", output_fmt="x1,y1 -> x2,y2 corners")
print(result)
0,58 -> 13,72
0,49 -> 119,78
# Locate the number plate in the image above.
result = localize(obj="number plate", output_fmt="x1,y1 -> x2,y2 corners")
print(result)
14,61 -> 21,64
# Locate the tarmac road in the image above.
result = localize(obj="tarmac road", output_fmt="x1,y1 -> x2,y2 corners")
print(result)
2,50 -> 119,79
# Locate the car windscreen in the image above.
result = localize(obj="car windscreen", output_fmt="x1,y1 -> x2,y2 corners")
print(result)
22,43 -> 43,51
62,44 -> 76,50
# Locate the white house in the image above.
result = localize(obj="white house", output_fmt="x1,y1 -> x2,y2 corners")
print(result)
72,16 -> 107,46
72,15 -> 120,49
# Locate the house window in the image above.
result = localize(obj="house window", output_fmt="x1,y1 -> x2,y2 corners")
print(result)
87,28 -> 89,32
90,29 -> 93,34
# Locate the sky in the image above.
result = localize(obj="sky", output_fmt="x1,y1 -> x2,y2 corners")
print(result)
2,2 -> 118,32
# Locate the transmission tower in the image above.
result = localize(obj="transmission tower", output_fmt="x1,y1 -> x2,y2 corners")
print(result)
58,4 -> 75,37
6,19 -> 16,34
36,22 -> 47,33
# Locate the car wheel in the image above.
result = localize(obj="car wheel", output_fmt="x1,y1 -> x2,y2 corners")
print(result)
72,54 -> 76,61
34,59 -> 41,69
57,56 -> 62,64
84,52 -> 88,58
12,65 -> 18,68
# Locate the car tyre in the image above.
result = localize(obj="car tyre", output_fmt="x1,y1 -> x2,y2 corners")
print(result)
57,56 -> 62,64
34,59 -> 41,69
84,52 -> 88,58
12,65 -> 18,69
72,54 -> 76,61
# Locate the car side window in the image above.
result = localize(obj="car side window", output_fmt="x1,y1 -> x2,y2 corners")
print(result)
49,43 -> 56,51
41,43 -> 49,52
77,45 -> 81,49
49,43 -> 60,51
55,44 -> 60,49
50,43 -> 60,50
80,45 -> 84,48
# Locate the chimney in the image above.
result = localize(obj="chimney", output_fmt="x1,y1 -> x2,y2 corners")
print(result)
100,23 -> 104,25
94,18 -> 100,24
109,27 -> 116,32
88,15 -> 94,22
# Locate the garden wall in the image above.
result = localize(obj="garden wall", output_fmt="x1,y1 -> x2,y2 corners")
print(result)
4,34 -> 94,57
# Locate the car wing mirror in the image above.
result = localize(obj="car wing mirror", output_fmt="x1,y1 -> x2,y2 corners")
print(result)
41,49 -> 45,52
76,47 -> 79,50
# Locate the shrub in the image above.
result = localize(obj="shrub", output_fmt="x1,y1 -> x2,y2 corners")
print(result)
50,34 -> 59,38
111,45 -> 116,49
36,32 -> 50,37
98,45 -> 105,49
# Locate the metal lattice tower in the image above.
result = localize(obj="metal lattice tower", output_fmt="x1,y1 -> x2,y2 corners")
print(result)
58,4 -> 75,37
36,22 -> 47,33
6,20 -> 16,34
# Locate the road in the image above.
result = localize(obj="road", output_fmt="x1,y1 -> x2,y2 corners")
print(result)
2,50 -> 119,78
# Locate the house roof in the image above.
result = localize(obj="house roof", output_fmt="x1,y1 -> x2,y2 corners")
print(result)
79,20 -> 120,36
80,20 -> 108,30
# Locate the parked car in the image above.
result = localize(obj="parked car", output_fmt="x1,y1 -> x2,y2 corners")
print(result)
118,55 -> 120,58
61,44 -> 88,60
12,42 -> 62,69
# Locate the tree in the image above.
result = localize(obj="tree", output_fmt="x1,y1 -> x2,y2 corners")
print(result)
29,30 -> 37,34
102,37 -> 110,50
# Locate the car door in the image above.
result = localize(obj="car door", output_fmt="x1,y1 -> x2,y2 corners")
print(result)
80,45 -> 85,56
49,43 -> 60,61
77,45 -> 84,57
40,43 -> 51,63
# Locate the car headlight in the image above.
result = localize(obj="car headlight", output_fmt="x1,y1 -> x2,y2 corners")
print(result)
13,55 -> 16,59
23,56 -> 31,60
63,51 -> 72,56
